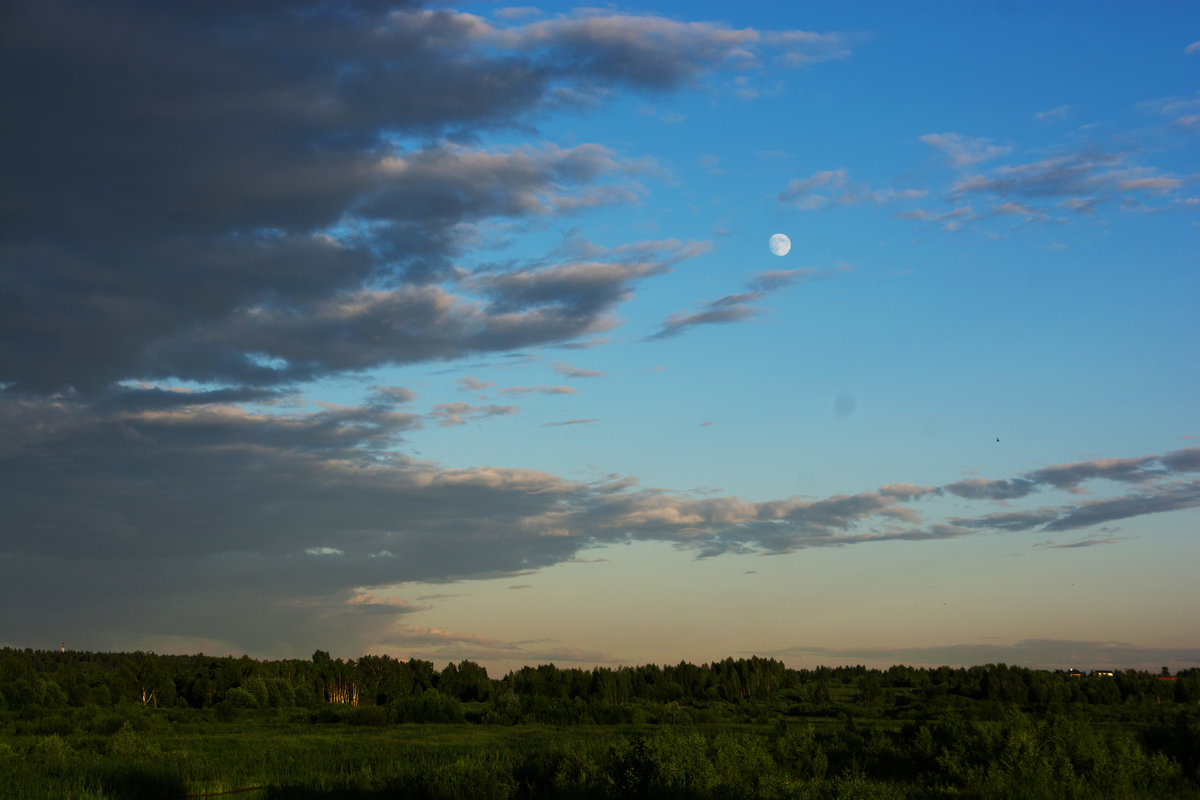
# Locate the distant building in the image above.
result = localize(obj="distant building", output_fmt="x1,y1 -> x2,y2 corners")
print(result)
1068,669 -> 1083,678
1093,670 -> 1114,677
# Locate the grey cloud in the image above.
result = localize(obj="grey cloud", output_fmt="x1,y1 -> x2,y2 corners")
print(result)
950,509 -> 1060,532
1034,534 -> 1126,549
1161,447 -> 1200,472
944,451 -> 1185,504
509,12 -> 851,90
551,362 -> 606,378
136,239 -> 699,385
3,0 -> 783,394
948,150 -> 1186,224
367,387 -> 418,408
542,419 -> 599,427
943,477 -> 1040,500
471,239 -> 708,316
1044,483 -> 1200,532
1026,455 -> 1161,490
878,483 -> 941,501
650,267 -> 820,340
650,298 -> 761,340
3,394 -> 1197,655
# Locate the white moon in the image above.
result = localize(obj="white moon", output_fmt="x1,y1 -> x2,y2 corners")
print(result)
769,233 -> 791,256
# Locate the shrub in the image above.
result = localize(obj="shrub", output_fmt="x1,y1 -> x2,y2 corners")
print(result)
224,686 -> 259,709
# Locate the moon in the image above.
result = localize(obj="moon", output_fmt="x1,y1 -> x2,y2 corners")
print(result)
769,233 -> 791,256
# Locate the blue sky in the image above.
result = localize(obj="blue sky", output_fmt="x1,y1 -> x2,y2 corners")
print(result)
1,0 -> 1197,674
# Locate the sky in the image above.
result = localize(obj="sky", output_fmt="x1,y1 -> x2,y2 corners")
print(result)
1,0 -> 1198,676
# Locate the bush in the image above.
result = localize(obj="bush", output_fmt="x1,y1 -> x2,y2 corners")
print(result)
30,734 -> 71,764
391,689 -> 464,723
110,721 -> 158,757
224,686 -> 259,709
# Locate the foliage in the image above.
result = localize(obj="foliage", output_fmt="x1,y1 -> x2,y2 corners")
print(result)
1,648 -> 1198,798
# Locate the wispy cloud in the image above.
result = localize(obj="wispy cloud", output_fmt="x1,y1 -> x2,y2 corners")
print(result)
430,402 -> 519,426
1034,105 -> 1071,122
779,168 -> 926,211
650,268 -> 826,339
498,385 -> 577,396
920,132 -> 1012,167
551,361 -> 605,378
3,383 -> 1196,655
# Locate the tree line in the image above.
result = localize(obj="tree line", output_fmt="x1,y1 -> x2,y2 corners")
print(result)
2,647 -> 1196,721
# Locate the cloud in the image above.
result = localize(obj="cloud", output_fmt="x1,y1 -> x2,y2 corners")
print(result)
4,0 -> 813,395
498,385 -> 577,396
649,268 -> 823,339
368,386 -> 418,407
551,362 -> 606,378
779,168 -> 926,211
542,419 -> 600,427
920,132 -> 1012,167
946,149 -> 1188,223
1186,41 -> 1200,54
1034,532 -> 1127,550
430,402 -> 519,426
2,387 -> 1196,655
1034,105 -> 1071,122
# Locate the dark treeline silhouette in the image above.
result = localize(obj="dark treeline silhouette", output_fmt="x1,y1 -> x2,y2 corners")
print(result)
3,647 -> 1197,720
4,648 -> 1200,798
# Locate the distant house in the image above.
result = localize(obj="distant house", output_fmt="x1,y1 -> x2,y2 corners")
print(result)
1068,669 -> 1084,678
1093,670 -> 1114,677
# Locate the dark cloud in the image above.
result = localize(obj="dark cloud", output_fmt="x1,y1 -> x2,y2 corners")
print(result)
944,477 -> 1040,501
1161,447 -> 1200,472
4,0 -> 806,393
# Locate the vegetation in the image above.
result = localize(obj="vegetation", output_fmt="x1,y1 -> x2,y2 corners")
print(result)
2,648 -> 1197,798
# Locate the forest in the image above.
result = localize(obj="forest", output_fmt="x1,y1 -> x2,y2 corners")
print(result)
2,647 -> 1198,798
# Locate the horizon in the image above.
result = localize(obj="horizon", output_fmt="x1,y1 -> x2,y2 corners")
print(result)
1,1 -> 1197,678
13,644 -> 1192,680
